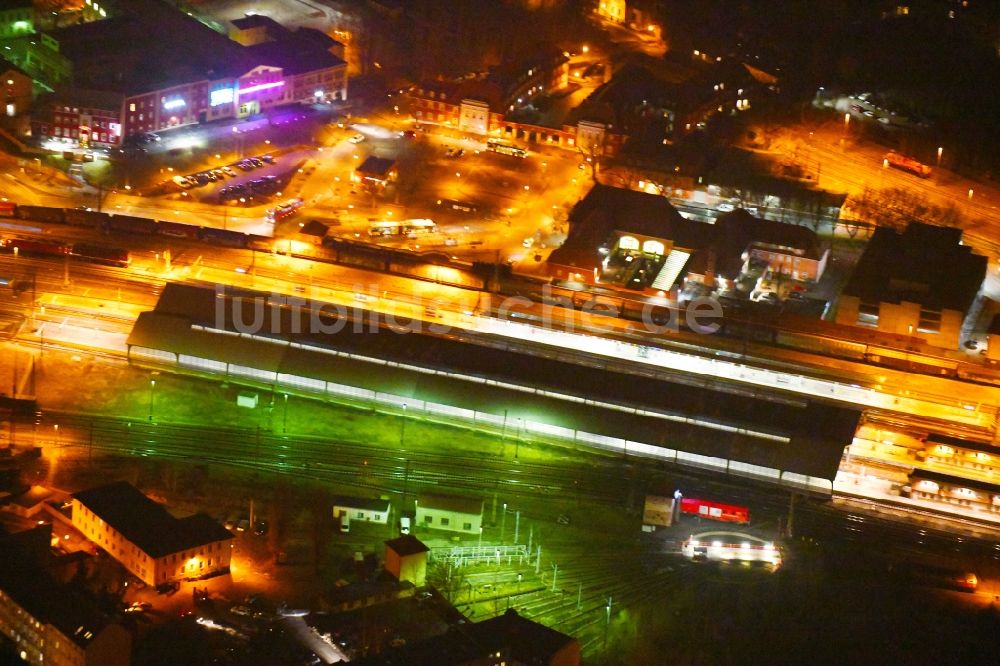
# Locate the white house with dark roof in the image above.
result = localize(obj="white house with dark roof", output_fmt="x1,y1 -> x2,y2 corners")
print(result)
332,495 -> 392,526
72,481 -> 233,586
415,494 -> 483,534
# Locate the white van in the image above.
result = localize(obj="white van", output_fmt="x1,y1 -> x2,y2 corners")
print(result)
400,516 -> 411,535
339,516 -> 350,534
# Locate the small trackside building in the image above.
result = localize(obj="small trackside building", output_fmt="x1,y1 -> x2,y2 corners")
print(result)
415,494 -> 483,534
384,534 -> 429,587
72,481 -> 234,586
333,496 -> 391,526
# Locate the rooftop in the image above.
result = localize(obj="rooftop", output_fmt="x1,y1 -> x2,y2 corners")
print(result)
73,481 -> 233,558
354,609 -> 578,665
416,494 -> 483,516
333,495 -> 391,512
356,155 -> 397,176
842,222 -> 986,313
547,184 -> 703,270
125,283 -> 860,481
50,0 -> 250,94
385,534 -> 430,557
0,525 -> 124,650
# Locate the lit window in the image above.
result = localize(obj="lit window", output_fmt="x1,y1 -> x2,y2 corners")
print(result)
618,236 -> 640,251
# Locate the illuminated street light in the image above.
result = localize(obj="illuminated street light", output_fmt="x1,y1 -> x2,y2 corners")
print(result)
282,393 -> 288,432
936,146 -> 943,167
148,379 -> 156,421
968,189 -> 974,200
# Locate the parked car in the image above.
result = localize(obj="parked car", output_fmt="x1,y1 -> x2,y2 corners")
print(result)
230,606 -> 253,617
348,133 -> 365,144
125,601 -> 152,613
253,520 -> 268,536
237,519 -> 250,532
261,154 -> 275,164
221,166 -> 238,177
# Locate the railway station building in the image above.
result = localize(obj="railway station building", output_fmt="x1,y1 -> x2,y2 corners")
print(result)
125,284 -> 860,496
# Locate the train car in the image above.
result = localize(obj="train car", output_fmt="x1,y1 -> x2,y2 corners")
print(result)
0,237 -> 69,257
156,220 -> 200,239
106,214 -> 158,235
884,151 -> 932,178
14,205 -> 66,225
64,207 -> 111,229
0,201 -> 16,218
892,562 -> 978,592
70,243 -> 131,268
199,227 -> 250,248
863,346 -> 959,378
679,498 -> 750,524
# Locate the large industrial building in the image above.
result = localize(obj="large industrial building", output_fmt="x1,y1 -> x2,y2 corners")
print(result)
28,0 -> 347,148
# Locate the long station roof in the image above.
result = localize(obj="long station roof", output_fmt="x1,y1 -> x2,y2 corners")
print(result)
127,284 -> 860,481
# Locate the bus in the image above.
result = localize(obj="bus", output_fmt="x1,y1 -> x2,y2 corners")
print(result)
368,220 -> 401,237
401,219 -> 436,237
486,138 -> 527,158
266,197 -> 304,223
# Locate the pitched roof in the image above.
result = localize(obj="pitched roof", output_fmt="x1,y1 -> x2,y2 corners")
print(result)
352,609 -> 577,665
73,481 -> 232,558
333,495 -> 391,512
548,184 -> 700,270
356,155 -> 397,176
416,494 -> 482,515
385,534 -> 429,557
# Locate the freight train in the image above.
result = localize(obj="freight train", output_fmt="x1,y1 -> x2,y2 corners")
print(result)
0,237 -> 130,267
0,202 -> 267,250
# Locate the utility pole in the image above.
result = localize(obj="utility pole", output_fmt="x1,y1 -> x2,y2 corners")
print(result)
577,582 -> 582,609
514,511 -> 520,544
551,563 -> 558,592
535,545 -> 541,574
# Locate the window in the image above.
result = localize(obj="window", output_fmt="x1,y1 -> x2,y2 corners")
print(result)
463,522 -> 472,530
642,240 -> 665,255
356,511 -> 364,519
440,517 -> 450,526
857,301 -> 879,327
619,236 -> 640,251
917,308 -> 941,334
423,515 -> 433,524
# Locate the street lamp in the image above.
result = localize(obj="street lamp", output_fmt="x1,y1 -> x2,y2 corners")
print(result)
501,503 -> 507,543
936,146 -> 943,168
148,379 -> 156,421
478,526 -> 483,553
282,393 -> 289,432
